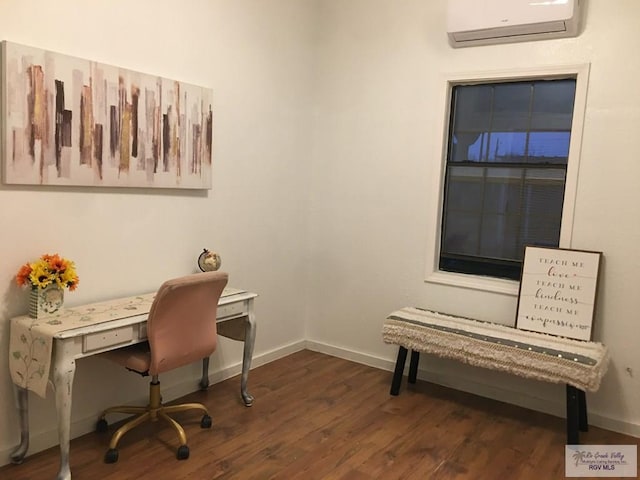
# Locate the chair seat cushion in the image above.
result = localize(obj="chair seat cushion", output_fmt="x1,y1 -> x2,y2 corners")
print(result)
101,342 -> 151,375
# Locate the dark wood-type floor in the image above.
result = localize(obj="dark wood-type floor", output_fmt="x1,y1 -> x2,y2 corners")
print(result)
1,350 -> 637,480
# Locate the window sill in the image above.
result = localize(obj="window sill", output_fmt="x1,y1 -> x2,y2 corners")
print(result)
425,270 -> 520,296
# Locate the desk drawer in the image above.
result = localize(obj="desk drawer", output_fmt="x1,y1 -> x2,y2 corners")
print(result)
217,302 -> 246,319
83,326 -> 134,353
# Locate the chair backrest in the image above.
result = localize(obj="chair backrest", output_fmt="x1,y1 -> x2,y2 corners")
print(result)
147,271 -> 228,375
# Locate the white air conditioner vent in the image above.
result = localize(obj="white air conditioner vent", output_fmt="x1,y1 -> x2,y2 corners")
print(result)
447,0 -> 582,48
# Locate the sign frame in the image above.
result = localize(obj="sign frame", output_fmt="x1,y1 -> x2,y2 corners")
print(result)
516,246 -> 602,341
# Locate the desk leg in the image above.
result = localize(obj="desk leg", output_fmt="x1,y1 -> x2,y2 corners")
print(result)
199,357 -> 211,390
10,386 -> 30,464
52,346 -> 76,480
241,300 -> 256,407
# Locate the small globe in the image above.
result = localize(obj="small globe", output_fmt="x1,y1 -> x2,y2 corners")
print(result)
198,249 -> 221,272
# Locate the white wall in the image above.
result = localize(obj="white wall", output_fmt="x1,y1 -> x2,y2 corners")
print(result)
2,0 -> 640,468
0,0 -> 315,462
307,0 -> 640,438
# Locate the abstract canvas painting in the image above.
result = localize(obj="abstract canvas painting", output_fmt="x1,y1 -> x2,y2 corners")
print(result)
1,41 -> 213,189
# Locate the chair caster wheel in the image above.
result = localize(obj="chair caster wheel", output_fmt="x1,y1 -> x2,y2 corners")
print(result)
200,414 -> 212,429
96,418 -> 108,433
177,445 -> 190,460
104,448 -> 119,463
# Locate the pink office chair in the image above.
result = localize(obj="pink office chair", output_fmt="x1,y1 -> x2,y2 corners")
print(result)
96,271 -> 228,463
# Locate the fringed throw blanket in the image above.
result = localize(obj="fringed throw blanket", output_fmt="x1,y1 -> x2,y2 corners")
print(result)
383,307 -> 609,392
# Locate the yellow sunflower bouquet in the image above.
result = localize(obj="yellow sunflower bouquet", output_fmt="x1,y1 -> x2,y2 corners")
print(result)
16,254 -> 80,291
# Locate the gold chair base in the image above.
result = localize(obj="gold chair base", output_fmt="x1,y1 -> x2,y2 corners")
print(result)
99,376 -> 211,455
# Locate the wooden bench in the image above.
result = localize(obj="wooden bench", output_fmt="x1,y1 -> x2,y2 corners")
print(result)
382,307 -> 610,444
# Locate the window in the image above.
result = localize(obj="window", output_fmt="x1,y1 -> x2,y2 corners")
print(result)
425,65 -> 589,294
440,78 -> 575,280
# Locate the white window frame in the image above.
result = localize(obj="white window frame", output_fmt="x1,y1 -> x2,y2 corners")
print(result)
424,64 -> 590,296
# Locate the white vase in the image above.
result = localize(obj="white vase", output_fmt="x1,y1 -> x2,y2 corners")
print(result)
29,284 -> 64,319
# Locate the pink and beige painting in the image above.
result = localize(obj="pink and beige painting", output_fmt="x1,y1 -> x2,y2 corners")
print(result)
2,41 -> 213,189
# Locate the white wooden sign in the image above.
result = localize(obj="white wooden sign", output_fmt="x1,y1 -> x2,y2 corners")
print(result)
516,246 -> 602,341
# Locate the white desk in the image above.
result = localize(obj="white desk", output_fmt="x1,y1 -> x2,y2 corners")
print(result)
9,288 -> 257,480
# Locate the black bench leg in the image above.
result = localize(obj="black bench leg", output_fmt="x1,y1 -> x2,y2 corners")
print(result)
566,384 -> 581,444
408,350 -> 420,384
578,388 -> 588,432
390,347 -> 408,396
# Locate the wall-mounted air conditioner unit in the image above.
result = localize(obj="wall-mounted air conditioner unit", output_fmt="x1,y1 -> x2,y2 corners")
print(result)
447,0 -> 583,48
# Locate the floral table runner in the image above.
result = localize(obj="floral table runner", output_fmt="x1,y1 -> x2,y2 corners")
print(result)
10,293 -> 156,397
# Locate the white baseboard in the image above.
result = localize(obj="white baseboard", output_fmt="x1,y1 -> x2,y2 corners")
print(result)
305,340 -> 640,439
0,340 -> 306,468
